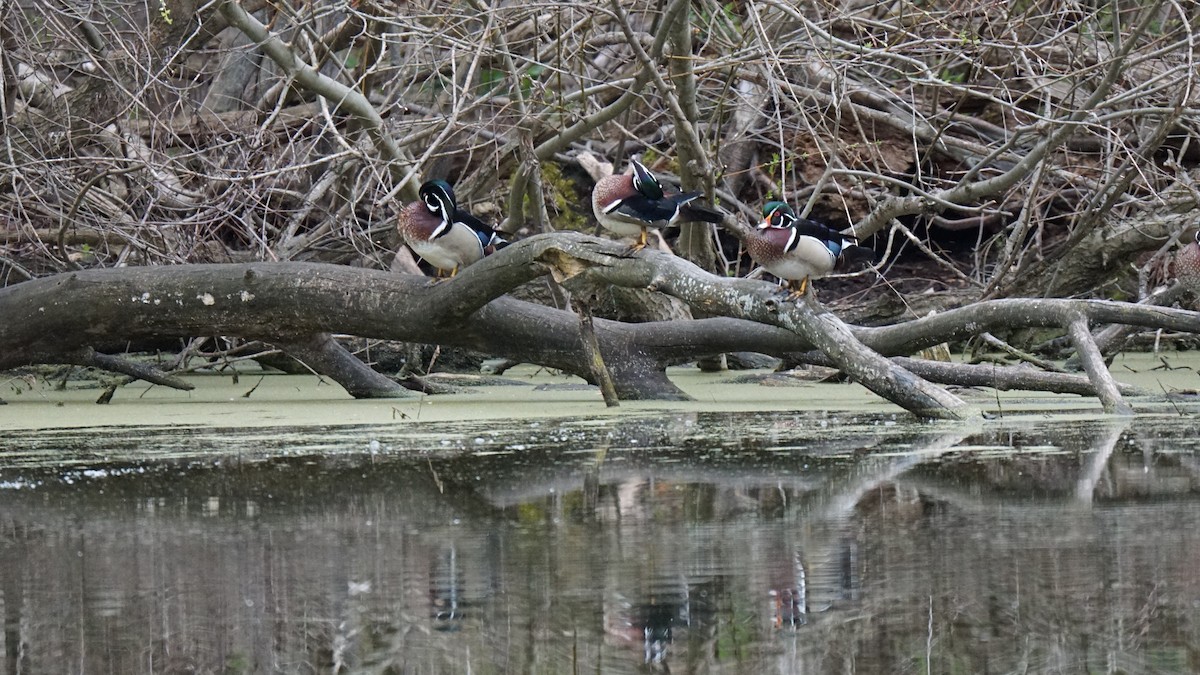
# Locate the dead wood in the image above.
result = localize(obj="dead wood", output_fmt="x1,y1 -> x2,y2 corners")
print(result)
5,232 -> 1200,419
3,0 -> 1200,420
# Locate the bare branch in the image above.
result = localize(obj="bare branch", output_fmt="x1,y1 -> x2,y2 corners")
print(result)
218,0 -> 418,202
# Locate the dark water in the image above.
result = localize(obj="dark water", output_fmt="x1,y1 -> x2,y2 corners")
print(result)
2,412 -> 1200,674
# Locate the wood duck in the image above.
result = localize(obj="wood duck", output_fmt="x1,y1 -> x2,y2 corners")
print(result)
591,159 -> 723,251
397,179 -> 507,277
746,201 -> 874,296
1176,230 -> 1200,296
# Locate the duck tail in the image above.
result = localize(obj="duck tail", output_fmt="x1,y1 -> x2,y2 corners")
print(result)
837,244 -> 875,270
482,230 -> 509,252
678,201 -> 726,224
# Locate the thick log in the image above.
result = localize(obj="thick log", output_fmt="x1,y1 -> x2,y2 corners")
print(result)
3,232 -> 1198,417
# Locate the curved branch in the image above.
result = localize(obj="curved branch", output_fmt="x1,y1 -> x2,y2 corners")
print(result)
853,298 -> 1200,356
274,333 -> 411,398
4,233 -> 1197,417
218,0 -> 418,202
74,348 -> 194,391
525,236 -> 974,419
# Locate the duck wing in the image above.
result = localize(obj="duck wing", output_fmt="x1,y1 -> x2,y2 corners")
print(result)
451,209 -> 507,248
610,193 -> 681,227
791,217 -> 851,243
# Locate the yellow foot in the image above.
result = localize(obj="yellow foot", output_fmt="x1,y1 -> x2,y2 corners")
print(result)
785,277 -> 810,300
625,228 -> 649,253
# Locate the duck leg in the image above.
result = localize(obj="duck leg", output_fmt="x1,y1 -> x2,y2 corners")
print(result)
786,276 -> 810,300
627,227 -> 649,253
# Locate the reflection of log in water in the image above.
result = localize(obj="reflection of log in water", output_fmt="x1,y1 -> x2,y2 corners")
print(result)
1075,421 -> 1132,503
2,529 -> 31,673
2,416 -> 1200,673
778,428 -> 974,619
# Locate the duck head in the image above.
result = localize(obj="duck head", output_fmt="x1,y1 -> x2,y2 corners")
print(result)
761,201 -> 798,229
419,179 -> 456,236
630,159 -> 665,200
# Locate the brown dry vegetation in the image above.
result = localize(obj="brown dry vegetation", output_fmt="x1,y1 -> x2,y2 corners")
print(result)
1,0 -> 1199,418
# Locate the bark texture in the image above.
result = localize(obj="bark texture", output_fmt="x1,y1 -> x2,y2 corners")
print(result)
6,233 -> 1199,418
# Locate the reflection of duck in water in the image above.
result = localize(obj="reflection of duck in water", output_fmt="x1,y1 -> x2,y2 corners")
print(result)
636,602 -> 676,664
768,550 -> 808,629
604,595 -> 682,664
603,578 -> 722,665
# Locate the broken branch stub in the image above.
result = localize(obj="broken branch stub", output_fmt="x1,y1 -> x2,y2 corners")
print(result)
530,235 -> 976,420
4,232 -> 1192,418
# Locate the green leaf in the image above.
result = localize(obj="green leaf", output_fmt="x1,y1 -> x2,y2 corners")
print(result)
476,68 -> 506,94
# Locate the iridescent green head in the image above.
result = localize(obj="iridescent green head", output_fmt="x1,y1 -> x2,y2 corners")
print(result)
761,201 -> 797,228
630,159 -> 664,200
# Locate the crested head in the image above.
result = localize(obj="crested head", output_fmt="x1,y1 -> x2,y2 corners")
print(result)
629,159 -> 664,200
419,179 -> 456,223
761,201 -> 797,228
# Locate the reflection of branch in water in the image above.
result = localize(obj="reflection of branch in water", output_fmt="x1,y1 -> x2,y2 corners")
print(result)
1175,456 -> 1200,485
777,428 -> 974,619
1074,421 -> 1132,504
813,429 -> 976,523
462,415 -> 893,509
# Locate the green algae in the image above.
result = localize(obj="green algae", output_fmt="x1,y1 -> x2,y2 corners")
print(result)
0,352 -> 1196,435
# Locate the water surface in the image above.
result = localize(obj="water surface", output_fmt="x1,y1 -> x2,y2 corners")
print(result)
3,409 -> 1200,673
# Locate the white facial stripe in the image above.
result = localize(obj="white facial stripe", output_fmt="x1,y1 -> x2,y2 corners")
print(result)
631,161 -> 660,194
424,190 -> 453,221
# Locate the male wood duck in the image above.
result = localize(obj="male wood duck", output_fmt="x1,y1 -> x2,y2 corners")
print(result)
746,201 -> 874,296
1176,230 -> 1200,296
591,158 -> 723,251
397,179 -> 507,277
